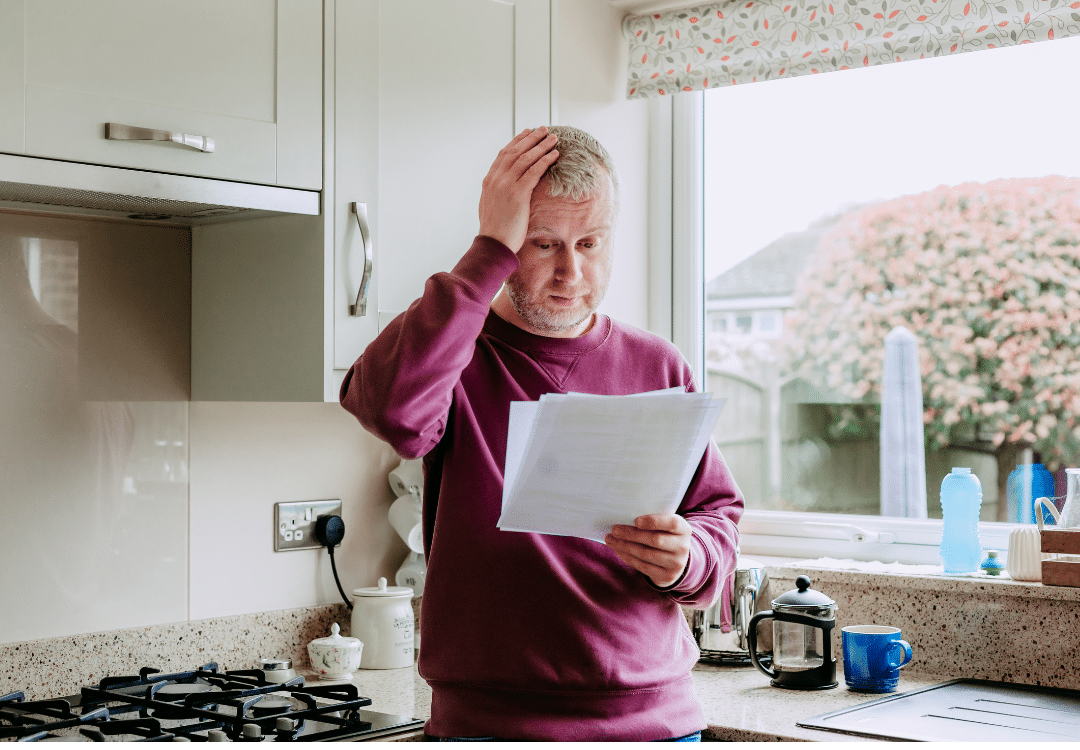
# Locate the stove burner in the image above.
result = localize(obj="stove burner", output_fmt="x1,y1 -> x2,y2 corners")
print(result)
154,682 -> 213,701
251,696 -> 295,717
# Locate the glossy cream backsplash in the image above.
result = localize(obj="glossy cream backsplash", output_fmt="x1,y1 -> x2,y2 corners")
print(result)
1,213 -> 191,643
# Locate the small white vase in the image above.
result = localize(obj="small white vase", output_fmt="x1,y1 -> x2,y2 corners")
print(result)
1006,526 -> 1044,581
1007,498 -> 1063,582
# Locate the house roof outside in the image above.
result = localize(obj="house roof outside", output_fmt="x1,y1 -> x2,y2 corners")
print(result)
706,209 -> 854,302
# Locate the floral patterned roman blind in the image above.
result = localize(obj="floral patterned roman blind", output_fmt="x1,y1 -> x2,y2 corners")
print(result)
624,0 -> 1080,97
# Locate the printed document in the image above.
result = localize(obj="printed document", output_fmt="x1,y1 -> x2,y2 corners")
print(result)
498,388 -> 725,542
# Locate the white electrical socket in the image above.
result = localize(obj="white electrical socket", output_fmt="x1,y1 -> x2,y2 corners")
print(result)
274,499 -> 342,551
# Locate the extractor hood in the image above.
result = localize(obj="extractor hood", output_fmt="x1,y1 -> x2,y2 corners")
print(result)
0,153 -> 321,225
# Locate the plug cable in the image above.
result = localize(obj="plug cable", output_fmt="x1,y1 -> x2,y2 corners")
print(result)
314,515 -> 352,610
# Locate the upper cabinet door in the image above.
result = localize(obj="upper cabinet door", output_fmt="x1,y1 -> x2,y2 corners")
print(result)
3,0 -> 321,190
0,0 -> 23,155
332,0 -> 552,370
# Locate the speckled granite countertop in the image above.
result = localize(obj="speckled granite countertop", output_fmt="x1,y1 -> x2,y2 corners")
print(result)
296,665 -> 429,741
311,661 -> 953,741
8,555 -> 1074,740
691,664 -> 952,742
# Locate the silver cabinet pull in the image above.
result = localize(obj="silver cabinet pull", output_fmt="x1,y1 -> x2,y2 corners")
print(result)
105,122 -> 215,153
349,202 -> 373,316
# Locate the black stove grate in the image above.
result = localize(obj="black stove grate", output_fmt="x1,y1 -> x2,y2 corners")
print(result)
697,651 -> 772,668
1,662 -> 422,742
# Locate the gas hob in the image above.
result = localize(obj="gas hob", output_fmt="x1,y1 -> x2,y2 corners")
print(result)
0,663 -> 424,742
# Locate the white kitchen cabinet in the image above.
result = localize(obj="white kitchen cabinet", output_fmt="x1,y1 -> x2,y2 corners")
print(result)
0,0 -> 321,190
0,0 -> 22,155
332,0 -> 552,371
191,0 -> 552,401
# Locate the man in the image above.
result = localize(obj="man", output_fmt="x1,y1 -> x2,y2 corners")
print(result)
340,125 -> 742,741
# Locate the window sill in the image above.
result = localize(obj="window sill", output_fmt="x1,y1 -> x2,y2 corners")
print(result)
753,555 -> 1080,603
738,509 -> 1017,565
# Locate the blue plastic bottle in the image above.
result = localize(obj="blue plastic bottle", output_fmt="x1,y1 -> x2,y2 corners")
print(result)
1006,463 -> 1055,524
940,467 -> 982,575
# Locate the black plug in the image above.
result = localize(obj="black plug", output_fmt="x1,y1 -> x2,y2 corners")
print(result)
314,514 -> 345,548
314,514 -> 352,610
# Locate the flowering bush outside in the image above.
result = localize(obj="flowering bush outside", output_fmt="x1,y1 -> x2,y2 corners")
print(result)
786,176 -> 1080,471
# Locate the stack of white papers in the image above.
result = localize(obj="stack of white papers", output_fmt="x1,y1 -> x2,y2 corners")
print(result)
498,388 -> 725,542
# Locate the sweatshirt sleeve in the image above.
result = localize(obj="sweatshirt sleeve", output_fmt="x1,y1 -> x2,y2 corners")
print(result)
659,440 -> 744,608
339,236 -> 518,458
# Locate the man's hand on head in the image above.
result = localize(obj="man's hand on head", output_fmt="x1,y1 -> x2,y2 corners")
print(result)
478,127 -> 559,254
605,514 -> 692,589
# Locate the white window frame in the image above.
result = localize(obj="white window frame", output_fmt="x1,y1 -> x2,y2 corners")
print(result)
658,90 -> 1020,564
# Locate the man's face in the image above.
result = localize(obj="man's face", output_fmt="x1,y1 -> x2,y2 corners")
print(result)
503,173 -> 617,338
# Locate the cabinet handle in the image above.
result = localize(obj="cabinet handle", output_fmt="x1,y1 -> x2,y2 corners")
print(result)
105,122 -> 215,153
349,202 -> 373,316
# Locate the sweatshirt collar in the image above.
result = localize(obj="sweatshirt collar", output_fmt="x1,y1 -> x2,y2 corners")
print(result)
483,309 -> 611,355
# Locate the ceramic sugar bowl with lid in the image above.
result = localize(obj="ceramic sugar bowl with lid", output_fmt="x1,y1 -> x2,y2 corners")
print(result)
352,577 -> 415,669
306,622 -> 363,681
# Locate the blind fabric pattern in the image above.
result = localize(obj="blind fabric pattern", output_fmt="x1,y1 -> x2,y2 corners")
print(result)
624,0 -> 1080,98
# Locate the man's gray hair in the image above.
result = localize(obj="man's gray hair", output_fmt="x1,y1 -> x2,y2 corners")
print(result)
542,125 -> 619,204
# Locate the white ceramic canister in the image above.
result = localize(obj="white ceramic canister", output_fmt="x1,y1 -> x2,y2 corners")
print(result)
351,577 -> 414,669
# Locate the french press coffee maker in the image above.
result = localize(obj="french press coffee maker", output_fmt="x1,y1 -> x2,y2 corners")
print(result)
747,575 -> 838,690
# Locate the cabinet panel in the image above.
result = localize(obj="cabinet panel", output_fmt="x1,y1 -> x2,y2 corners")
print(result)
278,0 -> 326,190
332,0 -> 380,370
0,0 -> 22,154
9,0 -> 322,190
191,214 -> 327,402
376,0 -> 516,319
25,86 -> 278,186
333,0 -> 552,370
24,0 -> 277,121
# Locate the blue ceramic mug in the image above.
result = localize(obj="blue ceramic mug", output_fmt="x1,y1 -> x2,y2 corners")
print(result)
841,625 -> 912,692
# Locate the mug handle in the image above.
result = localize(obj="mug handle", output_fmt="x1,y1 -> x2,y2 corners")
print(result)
886,639 -> 912,670
1035,497 -> 1061,530
747,610 -> 776,679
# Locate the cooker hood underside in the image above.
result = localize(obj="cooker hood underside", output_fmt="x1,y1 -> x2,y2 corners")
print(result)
0,152 -> 321,226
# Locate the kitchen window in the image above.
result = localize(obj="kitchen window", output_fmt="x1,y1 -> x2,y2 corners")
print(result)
671,35 -> 1080,563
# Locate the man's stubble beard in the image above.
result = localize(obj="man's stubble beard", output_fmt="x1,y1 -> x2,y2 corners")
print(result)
504,263 -> 612,335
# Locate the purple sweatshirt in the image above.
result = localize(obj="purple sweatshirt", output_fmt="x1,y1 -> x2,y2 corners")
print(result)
340,237 -> 742,741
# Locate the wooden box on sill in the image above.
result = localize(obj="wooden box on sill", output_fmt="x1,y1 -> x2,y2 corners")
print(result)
1040,528 -> 1080,587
